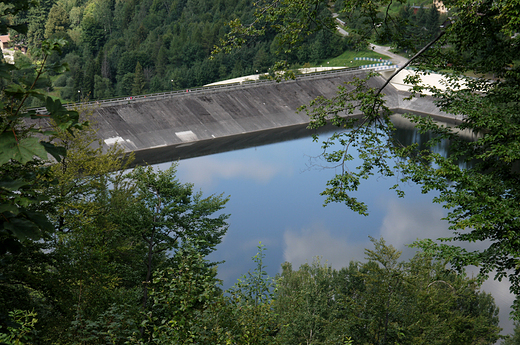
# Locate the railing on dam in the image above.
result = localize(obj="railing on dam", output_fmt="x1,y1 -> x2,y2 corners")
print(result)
31,65 -> 397,113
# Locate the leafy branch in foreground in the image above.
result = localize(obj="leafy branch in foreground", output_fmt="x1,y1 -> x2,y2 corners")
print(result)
0,309 -> 38,345
303,72 -> 396,215
309,1 -> 520,319
218,0 -> 520,318
0,0 -> 87,254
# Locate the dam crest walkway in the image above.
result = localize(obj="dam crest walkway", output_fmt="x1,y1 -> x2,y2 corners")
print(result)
80,68 -> 455,166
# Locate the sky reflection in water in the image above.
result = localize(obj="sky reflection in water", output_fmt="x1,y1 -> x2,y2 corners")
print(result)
156,127 -> 514,334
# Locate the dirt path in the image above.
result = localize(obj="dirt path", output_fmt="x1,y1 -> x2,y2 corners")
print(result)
332,13 -> 408,66
369,43 -> 409,66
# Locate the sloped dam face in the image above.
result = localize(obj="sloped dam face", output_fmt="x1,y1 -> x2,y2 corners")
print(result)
90,69 -> 452,166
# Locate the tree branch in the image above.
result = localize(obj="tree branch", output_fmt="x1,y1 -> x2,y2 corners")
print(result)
374,30 -> 446,102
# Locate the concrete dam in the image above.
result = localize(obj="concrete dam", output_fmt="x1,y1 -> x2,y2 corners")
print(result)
89,69 -> 453,166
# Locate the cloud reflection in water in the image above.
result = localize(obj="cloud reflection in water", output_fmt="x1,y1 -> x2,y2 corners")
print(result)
168,132 -> 513,334
176,155 -> 289,188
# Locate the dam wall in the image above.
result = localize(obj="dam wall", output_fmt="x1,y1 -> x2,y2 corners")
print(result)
89,69 -> 453,166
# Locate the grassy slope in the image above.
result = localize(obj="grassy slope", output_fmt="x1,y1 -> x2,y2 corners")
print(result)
323,49 -> 390,67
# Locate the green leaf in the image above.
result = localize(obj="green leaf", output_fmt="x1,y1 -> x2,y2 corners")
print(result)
0,62 -> 15,79
0,132 -> 18,165
4,83 -> 26,96
46,96 -> 62,114
0,204 -> 20,215
41,142 -> 66,162
0,179 -> 28,191
3,217 -> 41,241
45,61 -> 69,74
24,210 -> 54,233
0,132 -> 48,164
26,89 -> 46,101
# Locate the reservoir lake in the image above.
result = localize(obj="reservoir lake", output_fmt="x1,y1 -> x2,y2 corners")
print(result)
155,121 -> 514,334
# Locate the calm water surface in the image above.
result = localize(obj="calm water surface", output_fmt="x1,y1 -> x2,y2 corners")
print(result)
156,123 -> 513,334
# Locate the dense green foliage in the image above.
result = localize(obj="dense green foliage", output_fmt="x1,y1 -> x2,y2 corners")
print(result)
3,235 -> 503,344
503,323 -> 520,345
0,1 -> 86,264
1,128 -> 230,343
275,238 -> 501,345
11,0 -> 354,103
0,19 -> 230,337
139,241 -> 503,345
334,0 -> 444,50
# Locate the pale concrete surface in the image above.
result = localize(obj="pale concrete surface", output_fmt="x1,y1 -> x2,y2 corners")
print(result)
369,43 -> 409,66
332,13 -> 348,35
368,43 -> 459,95
205,67 -> 347,87
94,70 -> 394,165
380,69 -> 464,96
88,70 -> 453,166
2,49 -> 14,64
337,26 -> 349,36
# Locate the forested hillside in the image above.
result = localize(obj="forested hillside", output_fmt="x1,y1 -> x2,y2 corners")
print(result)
9,0 -> 447,104
13,0 -> 349,103
334,0 -> 445,51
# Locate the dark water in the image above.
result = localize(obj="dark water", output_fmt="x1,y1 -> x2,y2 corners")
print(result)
156,117 -> 513,334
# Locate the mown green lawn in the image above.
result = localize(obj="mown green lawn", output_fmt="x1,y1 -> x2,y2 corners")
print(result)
315,49 -> 391,68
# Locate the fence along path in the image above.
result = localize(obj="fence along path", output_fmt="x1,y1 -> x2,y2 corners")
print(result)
31,65 -> 397,113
